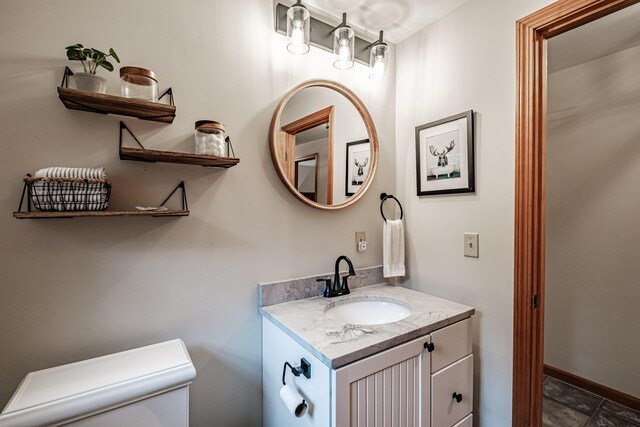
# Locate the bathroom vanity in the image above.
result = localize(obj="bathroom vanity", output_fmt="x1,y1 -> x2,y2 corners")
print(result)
260,275 -> 474,427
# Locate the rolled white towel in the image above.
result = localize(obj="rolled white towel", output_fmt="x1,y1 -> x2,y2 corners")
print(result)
34,167 -> 107,180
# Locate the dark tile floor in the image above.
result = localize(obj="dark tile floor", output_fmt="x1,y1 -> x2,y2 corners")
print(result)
543,376 -> 640,427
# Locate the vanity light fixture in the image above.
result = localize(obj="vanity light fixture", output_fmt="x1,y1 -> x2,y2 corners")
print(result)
274,3 -> 390,77
286,0 -> 310,55
367,31 -> 389,81
331,13 -> 355,70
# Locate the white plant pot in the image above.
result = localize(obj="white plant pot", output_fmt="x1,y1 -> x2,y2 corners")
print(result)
74,73 -> 107,94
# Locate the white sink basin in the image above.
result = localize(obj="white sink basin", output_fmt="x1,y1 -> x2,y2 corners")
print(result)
324,297 -> 411,325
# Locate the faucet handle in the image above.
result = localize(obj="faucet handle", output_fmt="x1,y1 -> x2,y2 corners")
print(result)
317,278 -> 332,297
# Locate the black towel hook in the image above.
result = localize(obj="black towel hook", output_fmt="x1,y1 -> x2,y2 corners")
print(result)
380,193 -> 403,222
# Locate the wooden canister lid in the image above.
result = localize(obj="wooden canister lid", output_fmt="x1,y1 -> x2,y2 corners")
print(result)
119,66 -> 158,82
195,120 -> 225,133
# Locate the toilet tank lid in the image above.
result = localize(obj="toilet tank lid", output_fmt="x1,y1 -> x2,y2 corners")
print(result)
0,339 -> 196,427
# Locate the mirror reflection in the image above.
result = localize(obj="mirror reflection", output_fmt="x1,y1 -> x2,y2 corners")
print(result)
273,83 -> 375,208
295,154 -> 318,202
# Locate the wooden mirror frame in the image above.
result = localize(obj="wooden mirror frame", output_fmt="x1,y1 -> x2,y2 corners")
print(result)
513,0 -> 640,425
269,79 -> 379,210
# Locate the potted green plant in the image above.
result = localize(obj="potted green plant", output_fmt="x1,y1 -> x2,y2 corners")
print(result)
65,43 -> 120,93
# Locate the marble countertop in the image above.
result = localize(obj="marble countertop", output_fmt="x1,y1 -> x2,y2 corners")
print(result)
259,284 -> 474,369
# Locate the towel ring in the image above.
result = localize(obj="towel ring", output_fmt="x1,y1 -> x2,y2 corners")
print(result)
380,193 -> 403,222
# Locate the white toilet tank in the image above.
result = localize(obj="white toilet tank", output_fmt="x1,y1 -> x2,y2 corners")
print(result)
0,339 -> 196,427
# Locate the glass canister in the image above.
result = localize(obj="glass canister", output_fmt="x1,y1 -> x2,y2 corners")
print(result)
194,121 -> 227,157
120,66 -> 159,102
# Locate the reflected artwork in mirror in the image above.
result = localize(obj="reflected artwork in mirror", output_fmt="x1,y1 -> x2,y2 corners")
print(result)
269,80 -> 378,210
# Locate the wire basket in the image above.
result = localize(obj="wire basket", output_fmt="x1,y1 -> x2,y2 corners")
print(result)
24,175 -> 111,212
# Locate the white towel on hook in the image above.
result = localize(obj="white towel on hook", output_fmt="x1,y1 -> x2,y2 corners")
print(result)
383,219 -> 405,278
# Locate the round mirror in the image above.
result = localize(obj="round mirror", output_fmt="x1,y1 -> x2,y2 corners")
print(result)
269,79 -> 379,210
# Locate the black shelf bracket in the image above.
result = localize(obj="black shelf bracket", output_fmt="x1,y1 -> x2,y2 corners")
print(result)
61,66 -> 74,88
142,88 -> 175,120
17,176 -> 31,213
159,181 -> 188,212
158,87 -> 175,106
119,121 -> 148,153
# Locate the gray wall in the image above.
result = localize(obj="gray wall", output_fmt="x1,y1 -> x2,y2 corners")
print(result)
545,44 -> 640,398
0,1 -> 396,425
394,0 -> 555,425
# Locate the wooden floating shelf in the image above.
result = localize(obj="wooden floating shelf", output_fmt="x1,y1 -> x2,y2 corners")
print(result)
120,146 -> 240,168
57,87 -> 176,123
13,210 -> 189,219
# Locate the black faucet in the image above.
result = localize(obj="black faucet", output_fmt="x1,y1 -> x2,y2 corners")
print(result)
318,255 -> 356,298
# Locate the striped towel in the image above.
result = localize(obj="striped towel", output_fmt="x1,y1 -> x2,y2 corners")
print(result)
35,167 -> 107,180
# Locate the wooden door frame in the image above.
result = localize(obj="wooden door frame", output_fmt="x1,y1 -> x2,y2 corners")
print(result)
513,0 -> 640,425
280,106 -> 335,204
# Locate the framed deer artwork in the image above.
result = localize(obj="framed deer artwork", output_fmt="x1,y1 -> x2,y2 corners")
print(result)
345,139 -> 371,197
415,110 -> 475,196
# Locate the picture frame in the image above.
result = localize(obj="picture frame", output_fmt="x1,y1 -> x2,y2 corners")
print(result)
345,139 -> 371,197
295,153 -> 318,202
415,110 -> 475,196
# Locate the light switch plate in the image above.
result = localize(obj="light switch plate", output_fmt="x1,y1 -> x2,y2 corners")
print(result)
464,233 -> 479,258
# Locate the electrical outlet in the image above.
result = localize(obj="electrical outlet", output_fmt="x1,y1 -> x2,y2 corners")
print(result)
355,231 -> 367,252
464,233 -> 479,258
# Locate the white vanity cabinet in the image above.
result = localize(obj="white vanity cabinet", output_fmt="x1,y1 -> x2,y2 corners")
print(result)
263,317 -> 473,427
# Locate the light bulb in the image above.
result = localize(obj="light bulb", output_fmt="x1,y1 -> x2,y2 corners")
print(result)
371,56 -> 385,81
290,21 -> 305,52
368,34 -> 389,80
332,17 -> 354,70
339,41 -> 350,63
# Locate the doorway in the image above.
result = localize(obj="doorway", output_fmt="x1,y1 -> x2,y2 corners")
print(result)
513,0 -> 640,425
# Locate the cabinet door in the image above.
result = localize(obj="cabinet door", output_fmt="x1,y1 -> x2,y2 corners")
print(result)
431,354 -> 473,427
332,335 -> 431,427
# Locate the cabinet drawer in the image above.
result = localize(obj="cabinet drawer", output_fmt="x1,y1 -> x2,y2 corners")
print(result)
452,413 -> 472,427
431,354 -> 473,427
430,318 -> 472,373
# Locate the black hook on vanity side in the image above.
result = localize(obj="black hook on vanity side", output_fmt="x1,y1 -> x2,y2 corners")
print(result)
282,359 -> 311,385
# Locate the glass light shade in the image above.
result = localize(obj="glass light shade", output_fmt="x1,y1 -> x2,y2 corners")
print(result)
286,4 -> 310,55
369,43 -> 389,81
333,26 -> 355,70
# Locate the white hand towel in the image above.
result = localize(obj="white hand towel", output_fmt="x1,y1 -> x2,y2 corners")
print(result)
383,219 -> 405,278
